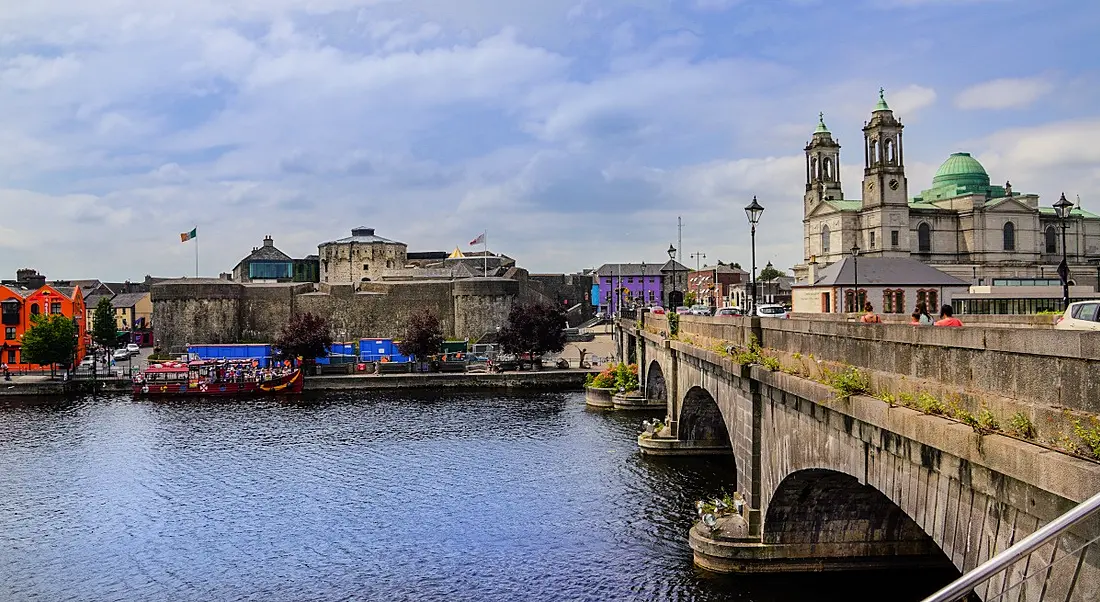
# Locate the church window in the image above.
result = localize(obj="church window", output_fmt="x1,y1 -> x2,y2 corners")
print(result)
869,139 -> 879,166
822,157 -> 832,181
810,157 -> 817,180
1003,222 -> 1016,251
885,138 -> 896,165
891,230 -> 899,247
1045,226 -> 1057,254
917,223 -> 931,253
821,225 -> 831,254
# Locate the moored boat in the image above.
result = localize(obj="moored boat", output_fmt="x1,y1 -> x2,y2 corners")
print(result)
132,360 -> 304,397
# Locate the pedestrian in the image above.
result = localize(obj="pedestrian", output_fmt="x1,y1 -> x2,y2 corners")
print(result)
935,304 -> 963,327
859,302 -> 882,323
911,302 -> 934,326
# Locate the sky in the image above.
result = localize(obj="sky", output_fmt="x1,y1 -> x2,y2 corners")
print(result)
0,0 -> 1098,281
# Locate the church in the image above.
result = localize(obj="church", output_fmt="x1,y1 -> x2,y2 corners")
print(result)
793,90 -> 1100,293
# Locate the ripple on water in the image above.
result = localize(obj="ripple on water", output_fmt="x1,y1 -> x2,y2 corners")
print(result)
0,391 -> 955,601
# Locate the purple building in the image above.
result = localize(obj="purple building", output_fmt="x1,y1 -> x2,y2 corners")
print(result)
595,261 -> 689,316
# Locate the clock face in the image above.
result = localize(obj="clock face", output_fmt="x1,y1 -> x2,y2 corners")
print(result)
867,180 -> 874,191
889,179 -> 900,190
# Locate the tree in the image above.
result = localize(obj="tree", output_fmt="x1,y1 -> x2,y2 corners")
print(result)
397,310 -> 444,361
498,302 -> 566,363
20,314 -> 77,377
91,297 -> 117,351
684,291 -> 697,306
273,312 -> 332,365
731,262 -> 742,269
759,265 -> 786,282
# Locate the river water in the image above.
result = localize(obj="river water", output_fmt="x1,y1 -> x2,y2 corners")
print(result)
0,391 -> 955,601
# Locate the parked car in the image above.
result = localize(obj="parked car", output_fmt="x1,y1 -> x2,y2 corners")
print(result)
689,304 -> 714,316
649,306 -> 666,315
112,349 -> 131,361
715,307 -> 743,317
126,343 -> 141,355
1055,301 -> 1100,331
675,306 -> 691,315
756,304 -> 789,319
79,356 -> 94,368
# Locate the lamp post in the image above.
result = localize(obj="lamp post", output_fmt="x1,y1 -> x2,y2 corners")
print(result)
851,245 -> 861,312
1054,192 -> 1074,309
667,244 -> 678,309
640,261 -> 646,309
745,196 -> 764,313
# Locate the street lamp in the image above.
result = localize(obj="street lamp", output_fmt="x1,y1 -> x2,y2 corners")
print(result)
640,261 -> 646,308
745,196 -> 764,312
667,244 -> 678,309
1054,192 -> 1074,309
850,245 -> 861,312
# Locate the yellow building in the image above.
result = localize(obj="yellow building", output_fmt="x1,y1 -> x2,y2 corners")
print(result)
111,292 -> 152,330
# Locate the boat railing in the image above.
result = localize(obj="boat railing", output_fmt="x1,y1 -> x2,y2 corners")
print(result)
921,489 -> 1100,602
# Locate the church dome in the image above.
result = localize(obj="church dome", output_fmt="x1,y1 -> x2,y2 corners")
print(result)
932,152 -> 990,188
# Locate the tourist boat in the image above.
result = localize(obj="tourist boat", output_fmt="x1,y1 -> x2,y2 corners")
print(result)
132,360 -> 304,397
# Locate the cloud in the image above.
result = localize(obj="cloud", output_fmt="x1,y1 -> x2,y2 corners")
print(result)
888,84 -> 937,116
954,76 -> 1053,110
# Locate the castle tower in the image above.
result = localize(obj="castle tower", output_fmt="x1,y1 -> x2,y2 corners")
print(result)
805,113 -> 843,214
860,89 -> 910,256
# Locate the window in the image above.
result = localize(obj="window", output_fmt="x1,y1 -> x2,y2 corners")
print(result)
6,349 -> 16,364
844,289 -> 866,313
821,292 -> 831,313
916,289 -> 939,311
891,230 -> 899,247
1045,226 -> 1057,254
870,231 -> 876,250
1,300 -> 18,326
882,289 -> 905,314
605,291 -> 612,302
917,223 -> 931,253
50,302 -> 62,315
363,264 -> 370,271
1072,303 -> 1100,322
627,277 -> 634,283
4,327 -> 14,340
821,225 -> 831,254
649,290 -> 655,302
249,261 -> 292,280
1003,222 -> 1016,251
30,303 -> 39,315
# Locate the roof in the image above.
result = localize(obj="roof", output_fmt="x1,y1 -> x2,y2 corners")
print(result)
320,227 -> 404,246
1038,206 -> 1100,219
874,88 -> 890,112
814,112 -> 829,134
86,293 -> 113,309
932,152 -> 989,188
698,264 -> 748,275
595,263 -> 666,277
825,199 -> 863,212
243,245 -> 292,263
110,292 -> 148,309
49,286 -> 78,299
805,257 -> 969,287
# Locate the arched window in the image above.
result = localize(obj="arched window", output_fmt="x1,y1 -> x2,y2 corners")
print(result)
822,157 -> 832,181
870,139 -> 879,165
917,223 -> 931,253
1003,222 -> 1016,251
30,303 -> 39,315
885,138 -> 896,165
1045,226 -> 1057,254
821,225 -> 831,254
810,157 -> 818,180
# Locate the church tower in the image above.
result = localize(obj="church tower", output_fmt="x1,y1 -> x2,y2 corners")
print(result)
860,89 -> 910,256
804,112 -> 843,214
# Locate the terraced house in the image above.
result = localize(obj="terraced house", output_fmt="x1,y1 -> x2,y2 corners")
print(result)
0,282 -> 86,370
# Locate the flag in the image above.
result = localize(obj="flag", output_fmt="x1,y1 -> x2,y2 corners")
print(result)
180,228 -> 197,242
469,232 -> 485,246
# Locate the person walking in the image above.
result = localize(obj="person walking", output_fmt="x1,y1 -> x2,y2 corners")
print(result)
859,302 -> 882,324
935,304 -> 963,327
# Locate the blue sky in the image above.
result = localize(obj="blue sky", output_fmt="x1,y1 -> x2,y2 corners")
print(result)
0,0 -> 1098,280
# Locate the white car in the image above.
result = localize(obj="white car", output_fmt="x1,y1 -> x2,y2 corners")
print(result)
126,343 -> 141,355
715,307 -> 744,317
689,304 -> 713,316
112,348 -> 131,361
1055,301 -> 1100,331
756,304 -> 789,319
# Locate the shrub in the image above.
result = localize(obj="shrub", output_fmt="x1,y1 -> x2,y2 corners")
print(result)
760,355 -> 781,372
1073,418 -> 1100,458
916,392 -> 946,415
614,363 -> 640,392
588,365 -> 616,389
667,312 -> 680,336
976,406 -> 999,434
1008,412 -> 1036,440
826,366 -> 870,398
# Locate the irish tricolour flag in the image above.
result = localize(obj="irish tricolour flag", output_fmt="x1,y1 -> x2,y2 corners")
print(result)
180,228 -> 197,243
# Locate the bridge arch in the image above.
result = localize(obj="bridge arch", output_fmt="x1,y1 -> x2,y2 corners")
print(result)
680,386 -> 732,448
645,360 -> 666,404
763,469 -> 950,569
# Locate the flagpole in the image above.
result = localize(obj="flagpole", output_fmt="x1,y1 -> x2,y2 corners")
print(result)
194,226 -> 199,278
484,230 -> 488,277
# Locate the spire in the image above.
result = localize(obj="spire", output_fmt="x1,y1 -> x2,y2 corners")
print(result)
814,112 -> 829,134
874,87 -> 890,112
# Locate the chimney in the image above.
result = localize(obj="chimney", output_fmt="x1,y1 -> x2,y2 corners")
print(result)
263,235 -> 274,247
807,255 -> 818,286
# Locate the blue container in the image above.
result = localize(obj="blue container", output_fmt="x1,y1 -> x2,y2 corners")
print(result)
359,338 -> 395,362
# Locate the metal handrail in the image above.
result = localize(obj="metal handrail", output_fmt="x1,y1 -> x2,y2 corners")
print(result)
922,489 -> 1100,602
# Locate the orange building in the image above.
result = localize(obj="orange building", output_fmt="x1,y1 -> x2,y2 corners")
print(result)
0,284 -> 87,370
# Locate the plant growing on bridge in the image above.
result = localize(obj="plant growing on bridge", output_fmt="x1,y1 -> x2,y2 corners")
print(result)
1008,412 -> 1036,440
1072,418 -> 1100,459
274,311 -> 332,365
823,366 -> 870,399
397,310 -> 444,362
666,312 -> 679,337
917,392 -> 946,416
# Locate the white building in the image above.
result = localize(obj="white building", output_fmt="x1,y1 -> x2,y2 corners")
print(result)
793,257 -> 969,315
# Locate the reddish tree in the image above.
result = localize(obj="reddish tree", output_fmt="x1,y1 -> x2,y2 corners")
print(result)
498,302 -> 566,359
274,312 -> 332,364
397,310 -> 444,361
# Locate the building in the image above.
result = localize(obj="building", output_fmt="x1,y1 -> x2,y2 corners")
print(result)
318,227 -> 408,284
594,261 -> 689,316
0,282 -> 86,370
732,274 -> 795,309
232,235 -> 319,283
688,264 -> 748,307
792,257 -> 969,315
793,91 -> 1100,299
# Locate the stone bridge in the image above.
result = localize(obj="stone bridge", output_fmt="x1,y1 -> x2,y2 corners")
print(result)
616,314 -> 1100,600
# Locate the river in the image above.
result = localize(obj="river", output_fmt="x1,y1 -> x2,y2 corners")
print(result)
0,391 -> 955,601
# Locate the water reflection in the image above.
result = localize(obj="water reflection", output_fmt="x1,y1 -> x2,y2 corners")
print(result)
0,392 -> 953,601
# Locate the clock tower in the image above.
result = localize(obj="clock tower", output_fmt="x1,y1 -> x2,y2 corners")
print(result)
860,89 -> 910,256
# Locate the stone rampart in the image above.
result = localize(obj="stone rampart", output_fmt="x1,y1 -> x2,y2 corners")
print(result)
453,278 -> 518,342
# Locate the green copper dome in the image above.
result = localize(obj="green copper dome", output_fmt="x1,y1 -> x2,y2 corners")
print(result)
873,87 -> 890,112
932,152 -> 990,188
814,112 -> 829,134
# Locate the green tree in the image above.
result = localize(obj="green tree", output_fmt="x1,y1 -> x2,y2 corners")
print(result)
759,264 -> 786,281
499,302 -> 567,364
91,297 -> 117,351
684,291 -> 697,306
397,310 -> 444,362
20,314 -> 78,377
273,312 -> 332,365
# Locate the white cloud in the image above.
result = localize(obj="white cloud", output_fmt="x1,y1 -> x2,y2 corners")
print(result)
888,84 -> 937,116
954,76 -> 1053,110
